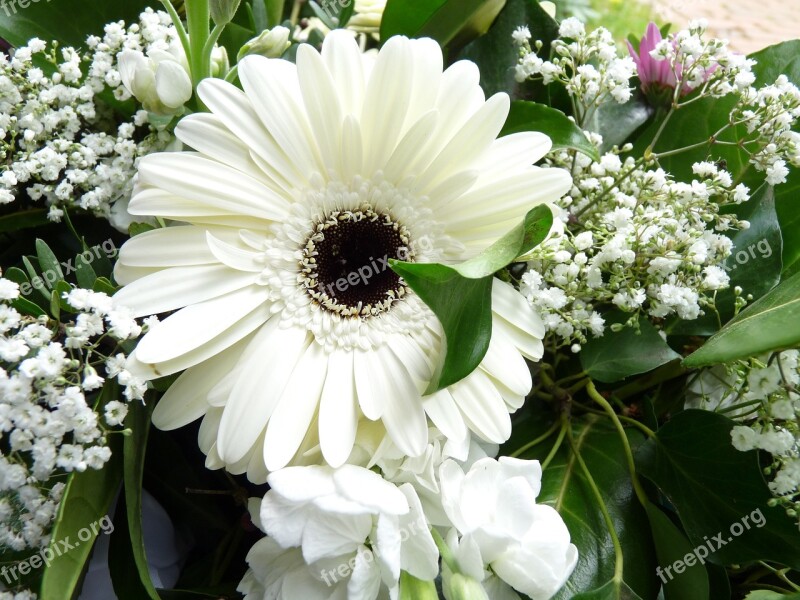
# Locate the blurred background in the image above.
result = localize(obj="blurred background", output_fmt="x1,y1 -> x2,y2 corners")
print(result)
557,0 -> 800,54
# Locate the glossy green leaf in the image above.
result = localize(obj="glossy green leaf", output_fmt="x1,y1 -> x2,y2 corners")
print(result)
0,0 -> 152,48
265,0 -> 283,28
458,0 -> 559,97
502,101 -> 600,160
74,257 -> 97,289
570,579 -> 643,600
580,315 -> 681,382
39,438 -> 122,598
454,204 -> 553,278
0,209 -> 49,233
380,0 -> 505,47
35,239 -> 63,286
644,502 -> 709,600
390,206 -> 553,392
390,263 -> 492,393
121,399 -> 160,599
531,416 -> 658,599
636,410 -> 800,570
128,222 -> 157,237
683,269 -> 800,367
11,294 -> 48,318
743,592 -> 800,600
775,169 -> 800,277
588,93 -> 653,153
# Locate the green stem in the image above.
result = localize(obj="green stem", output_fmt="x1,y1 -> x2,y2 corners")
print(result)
566,424 -> 625,586
510,419 -> 561,458
160,0 -> 192,62
571,399 -> 656,438
202,23 -> 225,73
186,0 -> 211,86
646,104 -> 676,156
430,528 -> 458,574
541,414 -> 569,471
586,381 -> 649,507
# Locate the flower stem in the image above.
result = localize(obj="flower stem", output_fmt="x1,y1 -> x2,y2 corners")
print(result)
430,527 -> 458,574
185,0 -> 211,87
160,0 -> 192,63
586,380 -> 649,506
541,413 -> 569,471
510,419 -> 561,458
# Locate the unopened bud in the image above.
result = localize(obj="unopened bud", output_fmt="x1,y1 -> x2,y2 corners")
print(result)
210,0 -> 242,26
444,573 -> 489,600
237,26 -> 291,60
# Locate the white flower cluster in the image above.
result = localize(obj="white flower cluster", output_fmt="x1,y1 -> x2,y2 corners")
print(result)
239,427 -> 577,600
0,592 -> 37,600
686,351 -> 800,524
0,275 -> 145,552
513,18 -> 637,119
732,75 -> 800,185
0,9 -> 175,229
520,135 -> 746,347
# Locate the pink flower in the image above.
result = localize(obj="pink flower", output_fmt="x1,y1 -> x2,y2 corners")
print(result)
627,22 -> 679,97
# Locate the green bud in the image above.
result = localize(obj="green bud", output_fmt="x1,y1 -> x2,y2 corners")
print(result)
210,0 -> 242,26
237,26 -> 291,61
398,571 -> 438,600
444,573 -> 489,600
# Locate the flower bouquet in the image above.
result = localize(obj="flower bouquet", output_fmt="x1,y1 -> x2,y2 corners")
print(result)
1,0 -> 799,598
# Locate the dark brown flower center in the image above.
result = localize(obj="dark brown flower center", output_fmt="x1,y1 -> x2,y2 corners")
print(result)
301,208 -> 413,317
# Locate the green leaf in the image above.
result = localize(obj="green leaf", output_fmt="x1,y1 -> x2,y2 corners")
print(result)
458,0 -> 559,97
93,277 -> 117,296
128,222 -> 157,237
644,502 -> 709,600
36,238 -> 64,286
570,579 -> 643,600
11,295 -> 48,318
0,0 -> 153,48
580,315 -> 681,383
636,410 -> 800,570
390,262 -> 492,393
587,94 -> 652,153
502,101 -> 600,160
74,257 -> 97,289
49,288 -> 61,320
775,169 -> 800,277
0,209 -> 49,233
453,204 -> 553,278
683,268 -> 800,367
390,205 -> 553,392
121,399 -> 160,599
532,416 -> 658,599
380,0 -> 506,47
265,0 -> 283,28
398,571 -> 438,600
39,441 -> 122,598
743,592 -> 800,600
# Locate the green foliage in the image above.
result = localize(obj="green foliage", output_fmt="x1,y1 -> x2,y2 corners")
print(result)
458,0 -> 559,97
683,269 -> 800,367
636,410 -> 800,570
580,315 -> 681,383
528,417 -> 658,599
0,0 -> 152,48
502,101 -> 601,160
380,0 -> 506,48
391,206 -> 553,392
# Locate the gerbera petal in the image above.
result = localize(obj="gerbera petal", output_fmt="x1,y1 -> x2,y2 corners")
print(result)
134,286 -> 267,364
113,264 -> 257,318
196,77 -> 301,188
480,328 -> 533,397
321,31 -> 366,118
382,109 -> 438,184
239,55 -> 324,176
422,389 -> 469,447
492,279 -> 546,339
296,43 -> 343,173
319,350 -> 359,468
205,231 -> 264,272
360,35 -> 413,175
151,337 -> 247,430
136,153 -> 290,221
450,369 -> 512,443
264,341 -> 329,471
217,318 -> 311,464
115,225 -> 231,269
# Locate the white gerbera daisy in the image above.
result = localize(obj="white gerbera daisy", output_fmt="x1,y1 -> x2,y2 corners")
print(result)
114,32 -> 571,481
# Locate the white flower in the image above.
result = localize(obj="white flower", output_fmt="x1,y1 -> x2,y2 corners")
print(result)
104,400 -> 129,427
245,464 -> 438,598
348,0 -> 387,35
115,32 -> 570,478
512,26 -> 532,45
81,365 -> 105,391
439,457 -> 577,599
0,278 -> 20,300
118,41 -> 193,115
731,425 -> 759,451
559,17 -> 585,39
